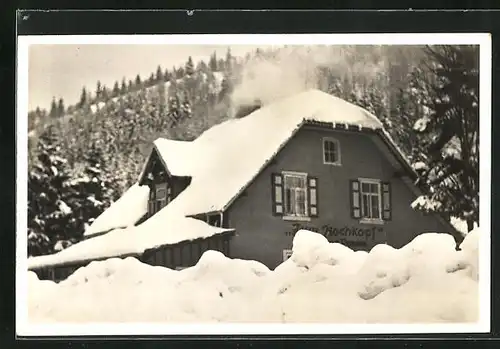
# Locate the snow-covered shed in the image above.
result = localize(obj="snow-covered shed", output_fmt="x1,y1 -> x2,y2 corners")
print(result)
29,89 -> 461,279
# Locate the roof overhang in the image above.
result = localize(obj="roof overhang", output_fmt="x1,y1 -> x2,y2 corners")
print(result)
29,229 -> 237,271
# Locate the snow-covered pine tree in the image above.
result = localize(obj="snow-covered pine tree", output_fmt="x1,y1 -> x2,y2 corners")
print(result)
28,125 -> 74,256
121,78 -> 127,94
57,98 -> 65,118
225,48 -> 233,73
167,92 -> 181,125
135,74 -> 142,87
112,81 -> 120,97
101,85 -> 109,101
410,45 -> 479,231
49,97 -> 58,118
185,56 -> 195,77
164,68 -> 171,81
176,66 -> 185,79
196,59 -> 208,73
79,87 -> 88,108
156,65 -> 164,82
96,80 -> 102,100
65,143 -> 121,241
209,51 -> 218,71
218,74 -> 233,103
148,72 -> 155,87
180,92 -> 192,119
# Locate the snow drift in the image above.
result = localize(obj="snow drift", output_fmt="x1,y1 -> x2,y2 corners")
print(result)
27,229 -> 479,324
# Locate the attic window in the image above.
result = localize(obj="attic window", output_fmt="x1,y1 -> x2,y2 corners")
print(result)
323,138 -> 341,165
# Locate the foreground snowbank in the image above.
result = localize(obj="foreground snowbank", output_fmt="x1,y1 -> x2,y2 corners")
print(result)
28,229 -> 479,324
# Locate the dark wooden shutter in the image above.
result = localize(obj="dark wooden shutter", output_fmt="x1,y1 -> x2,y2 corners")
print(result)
271,173 -> 284,216
382,181 -> 392,220
308,176 -> 318,217
350,180 -> 361,219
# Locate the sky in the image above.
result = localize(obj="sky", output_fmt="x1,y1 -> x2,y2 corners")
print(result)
28,45 -> 261,111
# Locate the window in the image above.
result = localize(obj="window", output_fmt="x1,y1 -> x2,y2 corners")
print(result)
284,172 -> 308,217
323,138 -> 341,165
283,249 -> 293,262
155,183 -> 169,210
350,179 -> 391,223
272,173 -> 318,219
148,183 -> 172,216
360,180 -> 381,220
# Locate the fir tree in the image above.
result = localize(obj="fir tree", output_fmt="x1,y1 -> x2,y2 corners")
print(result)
96,80 -> 102,100
180,92 -> 192,119
167,93 -> 181,125
185,56 -> 195,76
176,66 -> 185,79
128,79 -> 134,91
410,45 -> 479,231
196,59 -> 208,73
112,81 -> 120,97
57,98 -> 65,117
49,97 -> 58,118
148,72 -> 155,86
79,87 -> 88,108
28,125 -> 73,256
217,58 -> 225,72
209,52 -> 218,71
218,74 -> 233,102
156,65 -> 164,82
121,78 -> 127,94
101,85 -> 109,100
67,143 -> 120,236
135,74 -> 142,86
225,47 -> 233,72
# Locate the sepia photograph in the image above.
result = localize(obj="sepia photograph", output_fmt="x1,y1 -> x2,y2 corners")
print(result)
16,33 -> 490,335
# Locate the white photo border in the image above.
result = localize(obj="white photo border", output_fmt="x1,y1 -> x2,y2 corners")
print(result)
16,33 -> 492,336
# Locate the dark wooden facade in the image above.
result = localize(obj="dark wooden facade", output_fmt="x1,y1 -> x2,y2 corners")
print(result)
141,230 -> 233,269
31,231 -> 234,283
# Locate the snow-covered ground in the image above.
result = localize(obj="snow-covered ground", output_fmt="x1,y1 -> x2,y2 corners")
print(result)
27,229 -> 479,325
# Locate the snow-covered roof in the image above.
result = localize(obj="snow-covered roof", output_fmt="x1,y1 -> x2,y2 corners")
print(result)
153,138 -> 195,177
28,90 -> 410,270
28,217 -> 233,270
150,89 -> 384,217
83,184 -> 149,238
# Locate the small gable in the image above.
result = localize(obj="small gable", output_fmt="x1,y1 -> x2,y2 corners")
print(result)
139,147 -> 170,186
139,146 -> 192,219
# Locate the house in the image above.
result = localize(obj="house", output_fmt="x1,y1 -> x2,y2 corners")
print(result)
28,89 -> 461,280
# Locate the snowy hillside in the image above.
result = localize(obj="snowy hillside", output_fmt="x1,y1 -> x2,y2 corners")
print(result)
28,229 -> 479,325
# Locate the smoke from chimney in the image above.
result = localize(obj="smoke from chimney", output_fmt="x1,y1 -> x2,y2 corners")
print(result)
228,45 -> 387,118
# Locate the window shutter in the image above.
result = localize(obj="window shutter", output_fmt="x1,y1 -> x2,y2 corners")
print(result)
271,173 -> 284,216
350,180 -> 361,219
308,176 -> 318,217
382,181 -> 392,220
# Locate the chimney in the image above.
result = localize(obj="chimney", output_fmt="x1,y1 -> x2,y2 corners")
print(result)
234,99 -> 262,119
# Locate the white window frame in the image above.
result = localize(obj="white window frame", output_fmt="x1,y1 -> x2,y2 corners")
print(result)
282,171 -> 310,221
282,249 -> 293,262
358,178 -> 383,224
323,137 -> 341,166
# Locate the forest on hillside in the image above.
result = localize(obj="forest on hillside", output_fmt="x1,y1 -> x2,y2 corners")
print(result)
27,45 -> 479,257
